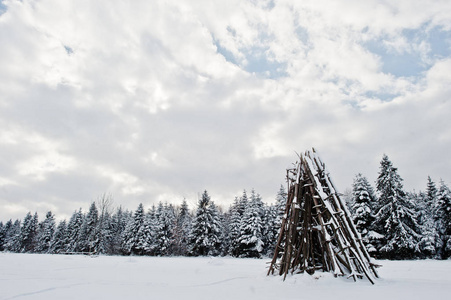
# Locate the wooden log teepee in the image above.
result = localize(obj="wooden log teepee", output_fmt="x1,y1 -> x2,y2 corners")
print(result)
267,148 -> 379,284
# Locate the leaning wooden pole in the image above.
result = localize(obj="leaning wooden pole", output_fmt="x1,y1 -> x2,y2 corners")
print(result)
267,149 -> 379,284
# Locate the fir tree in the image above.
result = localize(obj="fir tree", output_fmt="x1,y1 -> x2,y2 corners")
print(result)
155,203 -> 176,255
173,200 -> 192,256
228,197 -> 243,257
374,154 -> 421,259
188,191 -> 222,256
0,221 -> 5,251
416,177 -> 441,258
66,209 -> 84,252
50,220 -> 68,254
237,190 -> 249,217
19,212 -> 38,252
4,219 -> 21,252
110,207 -> 130,255
35,211 -> 56,253
262,204 -> 278,256
238,190 -> 264,258
138,207 -> 158,255
95,194 -> 114,254
435,180 -> 451,258
274,185 -> 287,229
219,210 -> 231,256
80,202 -> 99,253
97,211 -> 113,254
351,173 -> 377,253
121,203 -> 145,255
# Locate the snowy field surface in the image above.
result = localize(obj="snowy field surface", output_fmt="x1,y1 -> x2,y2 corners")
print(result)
1,253 -> 450,300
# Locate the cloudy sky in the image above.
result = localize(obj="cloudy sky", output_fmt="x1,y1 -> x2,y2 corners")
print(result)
1,0 -> 451,221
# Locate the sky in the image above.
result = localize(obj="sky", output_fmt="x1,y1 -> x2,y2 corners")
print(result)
1,0 -> 451,222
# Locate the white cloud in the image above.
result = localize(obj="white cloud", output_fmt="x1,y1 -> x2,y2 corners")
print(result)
0,0 -> 451,221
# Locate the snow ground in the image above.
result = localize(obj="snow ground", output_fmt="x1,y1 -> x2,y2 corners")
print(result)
0,253 -> 450,300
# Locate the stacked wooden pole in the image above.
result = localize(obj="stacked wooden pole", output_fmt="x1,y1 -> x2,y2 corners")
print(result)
267,149 -> 379,284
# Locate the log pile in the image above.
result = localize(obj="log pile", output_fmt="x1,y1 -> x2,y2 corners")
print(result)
267,149 -> 379,284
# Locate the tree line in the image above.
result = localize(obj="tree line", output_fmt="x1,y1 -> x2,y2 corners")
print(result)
0,189 -> 287,258
347,154 -> 451,260
1,154 -> 450,260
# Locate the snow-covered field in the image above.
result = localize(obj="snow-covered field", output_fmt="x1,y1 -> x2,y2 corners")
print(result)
1,253 -> 450,300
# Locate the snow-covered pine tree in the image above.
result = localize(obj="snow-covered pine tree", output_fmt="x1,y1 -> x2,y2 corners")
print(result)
49,220 -> 68,254
435,180 -> 451,258
238,190 -> 264,258
96,194 -> 114,255
96,211 -> 113,255
152,202 -> 176,256
374,154 -> 421,259
238,190 -> 248,217
219,209 -> 231,256
121,203 -> 145,255
35,211 -> 56,253
19,212 -> 38,252
427,176 -> 438,203
80,202 -> 99,253
110,207 -> 130,255
173,199 -> 192,256
66,209 -> 85,253
417,177 -> 441,258
274,185 -> 287,230
228,197 -> 243,257
262,203 -> 278,256
137,206 -> 157,255
0,221 -> 4,251
206,201 -> 222,256
270,185 -> 288,255
3,219 -> 21,252
351,173 -> 377,254
188,190 -> 222,256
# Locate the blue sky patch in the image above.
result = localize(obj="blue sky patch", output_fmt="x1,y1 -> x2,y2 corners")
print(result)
364,37 -> 428,78
243,49 -> 287,79
364,25 -> 451,78
213,38 -> 238,65
64,45 -> 74,55
0,0 -> 7,16
214,38 -> 287,79
364,90 -> 401,102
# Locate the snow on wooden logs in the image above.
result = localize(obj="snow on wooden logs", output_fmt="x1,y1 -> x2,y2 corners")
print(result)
267,148 -> 379,284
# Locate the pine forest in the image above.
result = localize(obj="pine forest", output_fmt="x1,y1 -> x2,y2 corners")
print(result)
1,154 -> 450,260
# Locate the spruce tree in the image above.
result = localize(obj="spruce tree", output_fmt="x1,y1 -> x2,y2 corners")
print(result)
80,202 -> 99,253
97,211 -> 113,255
19,212 -> 38,252
110,207 -> 129,255
49,220 -> 68,254
121,203 -> 145,255
274,185 -> 287,229
66,209 -> 85,252
188,191 -> 222,256
228,198 -> 243,257
173,200 -> 192,256
0,221 -> 5,251
139,207 -> 158,255
262,204 -> 278,256
35,211 -> 56,253
238,190 -> 248,216
417,177 -> 441,258
238,190 -> 264,258
152,202 -> 176,255
374,154 -> 421,259
219,210 -> 231,256
351,173 -> 377,253
4,219 -> 21,252
435,180 -> 451,258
